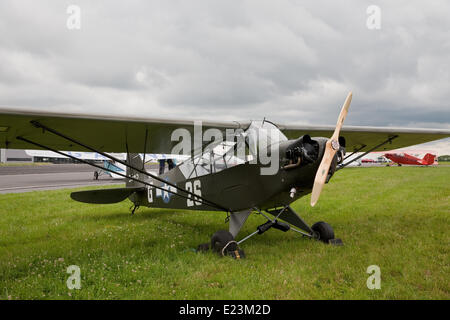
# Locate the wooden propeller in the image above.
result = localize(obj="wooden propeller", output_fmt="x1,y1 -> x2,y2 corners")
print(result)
310,92 -> 352,207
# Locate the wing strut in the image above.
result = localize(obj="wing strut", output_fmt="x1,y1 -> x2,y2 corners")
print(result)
16,135 -> 227,211
343,144 -> 367,161
27,120 -> 227,211
18,122 -> 229,212
337,135 -> 398,170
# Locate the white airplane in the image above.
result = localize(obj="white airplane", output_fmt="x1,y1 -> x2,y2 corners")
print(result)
25,150 -> 189,179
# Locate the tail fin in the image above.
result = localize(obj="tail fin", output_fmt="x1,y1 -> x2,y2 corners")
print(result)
422,153 -> 436,165
126,153 -> 147,187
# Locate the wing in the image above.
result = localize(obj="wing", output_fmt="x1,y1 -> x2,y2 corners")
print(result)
279,124 -> 450,152
0,107 -> 248,153
1,107 -> 448,154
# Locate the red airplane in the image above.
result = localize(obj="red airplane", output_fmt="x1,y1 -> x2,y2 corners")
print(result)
384,152 -> 436,166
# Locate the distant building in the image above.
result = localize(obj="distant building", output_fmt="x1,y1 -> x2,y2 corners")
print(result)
0,149 -> 78,164
0,149 -> 32,163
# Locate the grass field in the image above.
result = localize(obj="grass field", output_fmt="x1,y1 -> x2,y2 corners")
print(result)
0,162 -> 52,167
0,166 -> 449,300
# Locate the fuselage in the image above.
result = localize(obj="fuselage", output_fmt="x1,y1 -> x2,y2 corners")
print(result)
129,136 -> 330,213
384,152 -> 435,166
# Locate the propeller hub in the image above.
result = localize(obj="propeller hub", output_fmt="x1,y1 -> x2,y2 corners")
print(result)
331,139 -> 340,151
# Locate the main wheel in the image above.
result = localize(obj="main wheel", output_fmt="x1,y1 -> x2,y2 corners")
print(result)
312,221 -> 335,243
211,230 -> 236,254
94,171 -> 99,180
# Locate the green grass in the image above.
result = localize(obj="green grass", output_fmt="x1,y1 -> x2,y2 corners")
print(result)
0,166 -> 449,300
0,162 -> 52,167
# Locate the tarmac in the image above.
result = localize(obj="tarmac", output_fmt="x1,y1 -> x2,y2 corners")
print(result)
0,163 -> 158,194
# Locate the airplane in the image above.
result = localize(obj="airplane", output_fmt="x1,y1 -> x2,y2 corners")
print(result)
25,149 -> 127,179
384,152 -> 436,166
24,150 -> 189,179
1,92 -> 449,258
343,159 -> 362,167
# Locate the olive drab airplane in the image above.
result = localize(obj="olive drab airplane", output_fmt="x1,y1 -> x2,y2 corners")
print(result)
1,93 -> 449,258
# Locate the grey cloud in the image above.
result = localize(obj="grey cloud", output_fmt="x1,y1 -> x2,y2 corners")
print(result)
0,0 -> 449,135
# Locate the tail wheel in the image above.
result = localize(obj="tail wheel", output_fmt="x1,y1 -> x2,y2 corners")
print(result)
312,221 -> 335,243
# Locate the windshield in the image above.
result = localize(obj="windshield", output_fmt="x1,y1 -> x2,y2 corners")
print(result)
244,120 -> 287,157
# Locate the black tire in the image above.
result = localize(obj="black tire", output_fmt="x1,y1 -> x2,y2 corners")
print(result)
210,230 -> 236,254
312,221 -> 334,243
94,171 -> 99,180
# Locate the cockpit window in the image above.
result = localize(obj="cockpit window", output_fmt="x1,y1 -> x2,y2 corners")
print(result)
177,120 -> 287,179
178,140 -> 246,179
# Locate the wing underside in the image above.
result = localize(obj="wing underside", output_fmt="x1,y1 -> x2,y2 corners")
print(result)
0,108 -> 246,153
0,107 -> 449,154
280,125 -> 450,152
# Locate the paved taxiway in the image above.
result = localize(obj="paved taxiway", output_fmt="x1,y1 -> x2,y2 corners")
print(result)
0,164 -> 122,194
0,164 -> 158,194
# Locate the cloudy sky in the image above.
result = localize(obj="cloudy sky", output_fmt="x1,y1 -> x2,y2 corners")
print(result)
0,1 -> 449,152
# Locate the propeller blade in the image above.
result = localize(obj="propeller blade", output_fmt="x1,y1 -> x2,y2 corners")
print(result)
310,92 -> 352,207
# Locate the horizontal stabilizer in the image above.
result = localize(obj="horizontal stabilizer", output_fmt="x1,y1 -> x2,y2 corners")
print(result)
71,187 -> 144,204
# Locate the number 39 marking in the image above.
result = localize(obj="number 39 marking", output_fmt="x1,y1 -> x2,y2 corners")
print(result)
186,180 -> 202,207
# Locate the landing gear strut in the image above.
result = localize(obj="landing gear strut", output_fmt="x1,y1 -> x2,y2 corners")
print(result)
237,219 -> 291,245
237,206 -> 343,247
198,206 -> 343,259
130,203 -> 140,215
